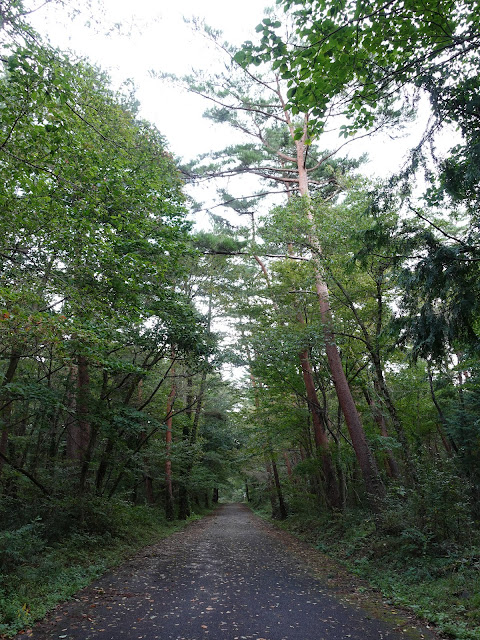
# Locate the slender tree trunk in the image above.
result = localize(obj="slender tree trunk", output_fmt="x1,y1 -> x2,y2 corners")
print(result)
137,381 -> 155,505
180,304 -> 211,519
77,355 -> 91,448
283,451 -> 293,479
265,458 -> 277,517
363,387 -> 400,479
177,379 -> 192,520
253,253 -> 341,508
95,436 -> 114,494
0,350 -> 21,478
165,349 -> 176,521
292,131 -> 385,507
66,357 -> 92,467
298,347 -> 343,508
77,356 -> 98,494
329,268 -> 415,483
268,442 -> 287,519
372,359 -> 416,482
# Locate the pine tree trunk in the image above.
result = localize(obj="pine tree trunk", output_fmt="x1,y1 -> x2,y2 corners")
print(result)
293,133 -> 385,508
0,350 -> 21,478
165,351 -> 176,521
298,348 -> 343,508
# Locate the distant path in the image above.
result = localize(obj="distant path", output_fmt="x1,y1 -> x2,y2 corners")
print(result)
17,504 -> 435,640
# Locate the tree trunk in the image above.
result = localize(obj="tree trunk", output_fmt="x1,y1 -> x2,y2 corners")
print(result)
283,451 -> 293,479
363,387 -> 400,479
95,435 -> 114,494
265,458 -> 277,518
178,374 -> 193,520
66,357 -> 92,466
293,132 -> 385,508
0,350 -> 21,478
77,355 -> 91,458
144,475 -> 155,504
271,452 -> 287,519
253,252 -> 341,508
372,358 -> 416,483
299,347 -> 343,508
165,350 -> 176,521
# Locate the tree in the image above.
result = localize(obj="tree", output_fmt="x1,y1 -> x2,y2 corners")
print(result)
0,35 -> 215,508
169,25 -> 385,505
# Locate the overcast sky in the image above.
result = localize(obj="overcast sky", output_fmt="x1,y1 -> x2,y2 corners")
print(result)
30,0 -> 272,160
28,0 -> 446,220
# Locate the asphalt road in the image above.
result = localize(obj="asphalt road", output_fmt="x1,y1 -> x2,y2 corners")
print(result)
17,503 -> 432,640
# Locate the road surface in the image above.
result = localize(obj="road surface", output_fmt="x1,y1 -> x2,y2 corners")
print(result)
17,503 -> 434,640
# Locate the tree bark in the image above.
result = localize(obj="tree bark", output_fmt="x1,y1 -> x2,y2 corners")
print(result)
165,349 -> 176,521
283,451 -> 293,479
0,350 -> 21,478
291,126 -> 385,507
66,357 -> 92,466
363,387 -> 400,479
299,347 -> 343,508
253,252 -> 342,509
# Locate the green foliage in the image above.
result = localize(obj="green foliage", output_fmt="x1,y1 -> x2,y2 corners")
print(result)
266,488 -> 480,639
0,519 -> 46,573
0,497 -> 209,637
380,460 -> 474,547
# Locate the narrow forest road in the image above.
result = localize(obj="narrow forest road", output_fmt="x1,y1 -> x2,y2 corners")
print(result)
17,504 -> 436,640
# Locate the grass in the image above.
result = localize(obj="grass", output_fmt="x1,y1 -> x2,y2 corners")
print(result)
264,507 -> 480,640
0,500 -> 211,638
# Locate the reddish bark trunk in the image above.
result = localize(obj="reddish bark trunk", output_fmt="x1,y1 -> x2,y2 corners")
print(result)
299,348 -> 343,509
0,350 -> 21,477
293,132 -> 385,507
165,352 -> 176,521
66,358 -> 91,463
283,451 -> 293,479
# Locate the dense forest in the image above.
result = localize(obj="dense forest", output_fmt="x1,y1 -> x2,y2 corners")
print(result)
1,0 -> 480,638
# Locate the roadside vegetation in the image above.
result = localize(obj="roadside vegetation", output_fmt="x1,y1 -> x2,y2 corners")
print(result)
0,498 -> 211,637
251,471 -> 480,640
2,1 -> 480,638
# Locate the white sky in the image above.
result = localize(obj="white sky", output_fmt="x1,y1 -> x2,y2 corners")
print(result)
28,0 -> 458,226
29,0 -> 436,166
30,0 -> 273,161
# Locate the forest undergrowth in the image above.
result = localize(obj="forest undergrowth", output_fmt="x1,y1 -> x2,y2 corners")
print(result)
256,484 -> 480,640
0,497 -> 212,638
